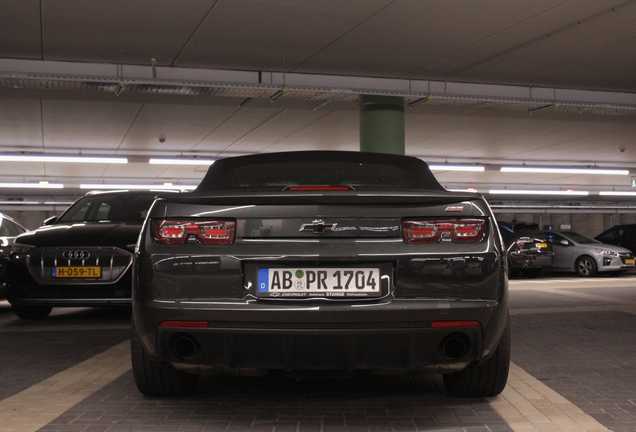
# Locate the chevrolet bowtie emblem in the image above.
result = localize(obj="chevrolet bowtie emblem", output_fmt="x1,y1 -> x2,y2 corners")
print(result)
299,219 -> 338,234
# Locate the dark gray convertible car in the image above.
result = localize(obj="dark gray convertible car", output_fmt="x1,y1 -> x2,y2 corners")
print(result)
132,151 -> 510,397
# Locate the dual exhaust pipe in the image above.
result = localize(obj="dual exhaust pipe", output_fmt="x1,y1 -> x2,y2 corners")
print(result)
169,331 -> 472,363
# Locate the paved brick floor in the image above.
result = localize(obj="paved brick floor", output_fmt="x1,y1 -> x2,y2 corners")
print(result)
2,275 -> 636,431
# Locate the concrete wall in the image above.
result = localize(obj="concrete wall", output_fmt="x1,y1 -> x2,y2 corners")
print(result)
494,211 -> 633,237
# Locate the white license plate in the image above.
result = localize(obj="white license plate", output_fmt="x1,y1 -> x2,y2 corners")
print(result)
257,267 -> 381,298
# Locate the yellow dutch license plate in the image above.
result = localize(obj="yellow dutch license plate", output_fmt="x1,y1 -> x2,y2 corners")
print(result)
535,242 -> 548,248
626,259 -> 635,265
53,266 -> 102,278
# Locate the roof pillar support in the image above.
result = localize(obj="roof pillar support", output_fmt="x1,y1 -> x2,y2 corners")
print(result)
359,95 -> 405,155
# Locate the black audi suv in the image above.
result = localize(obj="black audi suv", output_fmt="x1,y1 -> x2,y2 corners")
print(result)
7,190 -> 163,319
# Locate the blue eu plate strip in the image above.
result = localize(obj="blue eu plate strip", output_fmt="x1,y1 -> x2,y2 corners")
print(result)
257,268 -> 269,292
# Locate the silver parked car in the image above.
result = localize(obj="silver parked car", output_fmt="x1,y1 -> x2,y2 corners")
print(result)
543,230 -> 635,277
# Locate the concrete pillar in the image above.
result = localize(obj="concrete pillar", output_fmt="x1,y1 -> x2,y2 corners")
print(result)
359,95 -> 405,155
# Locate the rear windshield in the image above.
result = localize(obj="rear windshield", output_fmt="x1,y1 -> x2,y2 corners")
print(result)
196,152 -> 447,192
57,194 -> 156,223
228,162 -> 411,188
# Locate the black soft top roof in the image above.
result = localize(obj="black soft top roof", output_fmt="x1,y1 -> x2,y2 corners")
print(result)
194,151 -> 445,192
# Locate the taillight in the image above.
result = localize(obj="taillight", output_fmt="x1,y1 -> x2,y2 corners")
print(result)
153,220 -> 235,245
402,219 -> 486,243
284,185 -> 354,191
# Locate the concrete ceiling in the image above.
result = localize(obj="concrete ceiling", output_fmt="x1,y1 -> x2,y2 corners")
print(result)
1,0 -> 636,206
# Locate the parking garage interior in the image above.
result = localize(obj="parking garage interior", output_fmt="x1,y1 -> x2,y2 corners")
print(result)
3,1 -> 636,431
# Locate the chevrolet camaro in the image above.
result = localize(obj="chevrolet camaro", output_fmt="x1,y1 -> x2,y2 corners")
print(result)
131,151 -> 510,397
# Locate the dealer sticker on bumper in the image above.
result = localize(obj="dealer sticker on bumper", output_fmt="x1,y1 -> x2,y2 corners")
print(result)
256,267 -> 381,298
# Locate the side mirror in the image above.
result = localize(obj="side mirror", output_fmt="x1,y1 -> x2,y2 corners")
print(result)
43,216 -> 58,226
559,239 -> 569,246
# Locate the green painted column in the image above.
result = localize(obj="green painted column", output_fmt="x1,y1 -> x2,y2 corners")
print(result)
359,95 -> 405,155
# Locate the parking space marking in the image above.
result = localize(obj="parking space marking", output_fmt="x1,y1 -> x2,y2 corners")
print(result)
1,277 -> 634,431
492,362 -> 610,432
0,341 -> 131,432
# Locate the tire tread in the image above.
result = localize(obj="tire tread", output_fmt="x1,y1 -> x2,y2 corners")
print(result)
131,321 -> 198,397
443,315 -> 510,397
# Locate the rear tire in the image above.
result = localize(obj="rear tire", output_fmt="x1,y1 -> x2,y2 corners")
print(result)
131,319 -> 198,397
443,314 -> 510,397
575,256 -> 597,277
12,305 -> 52,320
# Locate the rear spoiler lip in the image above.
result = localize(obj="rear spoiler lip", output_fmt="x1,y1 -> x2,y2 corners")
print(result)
153,190 -> 485,206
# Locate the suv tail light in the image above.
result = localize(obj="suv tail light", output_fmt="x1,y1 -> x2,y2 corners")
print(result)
402,219 -> 486,243
153,220 -> 235,245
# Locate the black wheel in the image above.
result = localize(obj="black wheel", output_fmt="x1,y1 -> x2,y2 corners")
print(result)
521,268 -> 544,279
131,320 -> 198,397
443,314 -> 510,397
12,305 -> 52,320
575,256 -> 597,277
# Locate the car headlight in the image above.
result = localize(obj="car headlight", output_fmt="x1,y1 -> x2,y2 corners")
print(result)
596,249 -> 618,257
12,243 -> 35,254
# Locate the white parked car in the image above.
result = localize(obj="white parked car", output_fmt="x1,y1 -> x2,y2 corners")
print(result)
542,230 -> 635,277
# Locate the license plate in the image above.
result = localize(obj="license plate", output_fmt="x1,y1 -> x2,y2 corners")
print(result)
535,242 -> 548,248
626,259 -> 635,265
52,266 -> 102,278
257,267 -> 381,298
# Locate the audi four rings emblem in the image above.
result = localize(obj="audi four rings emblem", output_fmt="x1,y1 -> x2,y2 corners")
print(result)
62,250 -> 91,260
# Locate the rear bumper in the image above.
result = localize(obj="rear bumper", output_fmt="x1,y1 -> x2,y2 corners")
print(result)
134,294 -> 508,375
509,252 -> 554,269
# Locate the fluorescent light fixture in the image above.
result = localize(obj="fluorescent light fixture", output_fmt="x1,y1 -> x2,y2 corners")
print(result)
0,155 -> 128,164
429,164 -> 485,172
0,201 -> 40,205
80,183 -> 197,190
489,189 -> 589,196
598,191 -> 636,196
501,166 -> 629,175
149,158 -> 215,165
0,182 -> 64,189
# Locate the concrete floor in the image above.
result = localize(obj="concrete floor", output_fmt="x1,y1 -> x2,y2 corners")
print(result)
2,274 -> 636,431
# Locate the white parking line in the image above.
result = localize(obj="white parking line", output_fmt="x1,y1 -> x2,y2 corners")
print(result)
491,362 -> 610,431
0,341 -> 130,432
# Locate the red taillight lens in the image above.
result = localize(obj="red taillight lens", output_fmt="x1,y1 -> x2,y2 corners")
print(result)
402,219 -> 486,243
431,320 -> 481,328
159,321 -> 209,328
153,220 -> 235,245
284,185 -> 353,191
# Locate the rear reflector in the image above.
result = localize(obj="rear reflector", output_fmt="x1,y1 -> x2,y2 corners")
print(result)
402,219 -> 486,243
431,321 -> 481,328
159,321 -> 209,328
153,220 -> 235,245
